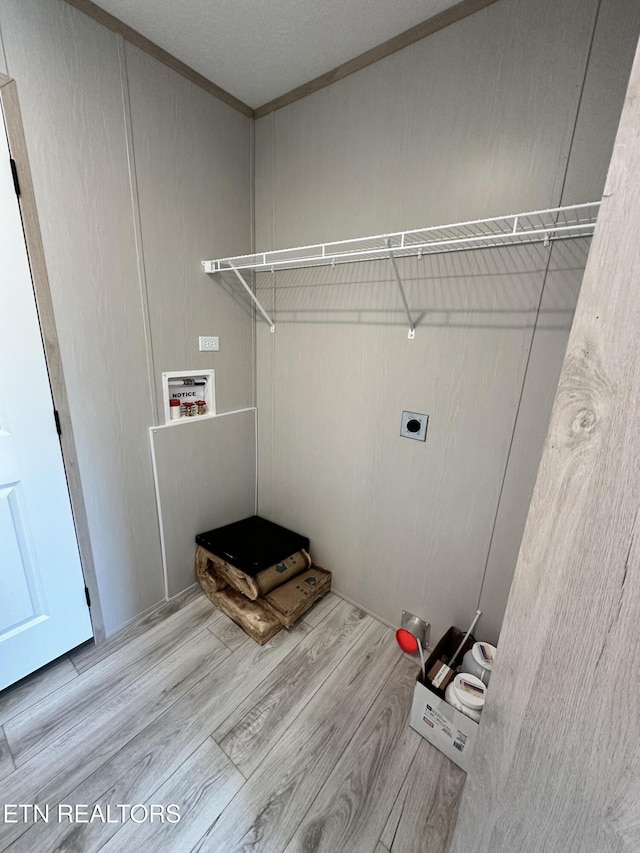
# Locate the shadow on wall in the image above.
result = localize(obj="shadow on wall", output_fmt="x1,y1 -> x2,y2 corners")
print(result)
249,238 -> 590,332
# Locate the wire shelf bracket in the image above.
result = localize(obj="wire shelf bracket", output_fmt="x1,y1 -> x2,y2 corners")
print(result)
385,237 -> 415,339
203,201 -> 600,337
228,262 -> 275,333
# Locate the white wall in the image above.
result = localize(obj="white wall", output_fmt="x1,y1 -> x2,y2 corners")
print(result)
255,0 -> 640,642
0,0 -> 253,634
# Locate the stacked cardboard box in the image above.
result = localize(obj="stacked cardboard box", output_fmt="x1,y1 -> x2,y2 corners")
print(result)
195,516 -> 331,644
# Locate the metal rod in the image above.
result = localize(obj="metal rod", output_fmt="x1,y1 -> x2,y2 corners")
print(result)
227,262 -> 275,332
386,239 -> 415,338
448,610 -> 482,667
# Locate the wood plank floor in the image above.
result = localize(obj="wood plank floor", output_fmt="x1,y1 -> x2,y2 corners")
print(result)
0,591 -> 465,852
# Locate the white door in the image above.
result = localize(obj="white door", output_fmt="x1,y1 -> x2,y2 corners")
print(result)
0,107 -> 92,691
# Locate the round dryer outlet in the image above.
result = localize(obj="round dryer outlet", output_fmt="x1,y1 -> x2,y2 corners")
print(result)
400,410 -> 428,441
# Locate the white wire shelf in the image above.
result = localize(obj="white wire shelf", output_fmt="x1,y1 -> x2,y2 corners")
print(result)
203,201 -> 600,338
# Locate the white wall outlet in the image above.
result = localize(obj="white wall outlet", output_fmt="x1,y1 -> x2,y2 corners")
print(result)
400,411 -> 428,441
199,336 -> 219,352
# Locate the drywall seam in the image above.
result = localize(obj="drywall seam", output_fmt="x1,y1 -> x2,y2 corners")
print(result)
250,110 -> 257,410
475,0 -> 604,610
270,110 -> 277,516
0,21 -> 8,76
148,425 -> 170,600
117,35 -> 159,426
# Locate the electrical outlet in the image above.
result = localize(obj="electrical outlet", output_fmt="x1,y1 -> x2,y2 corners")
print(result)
400,411 -> 428,441
199,336 -> 219,352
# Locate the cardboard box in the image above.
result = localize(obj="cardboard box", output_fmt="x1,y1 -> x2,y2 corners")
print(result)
409,626 -> 478,772
262,566 -> 332,627
427,659 -> 455,693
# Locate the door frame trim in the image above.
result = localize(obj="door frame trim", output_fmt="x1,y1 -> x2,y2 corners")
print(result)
0,71 -> 105,643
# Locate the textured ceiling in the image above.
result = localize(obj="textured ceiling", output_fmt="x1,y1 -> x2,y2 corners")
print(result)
91,0 -> 460,108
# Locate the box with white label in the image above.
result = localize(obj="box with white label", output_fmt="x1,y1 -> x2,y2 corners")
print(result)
409,626 -> 478,772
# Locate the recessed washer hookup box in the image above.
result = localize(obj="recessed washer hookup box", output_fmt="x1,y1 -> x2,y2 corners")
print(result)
409,626 -> 478,772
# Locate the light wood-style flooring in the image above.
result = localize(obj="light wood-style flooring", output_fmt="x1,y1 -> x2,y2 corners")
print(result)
0,589 -> 465,852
